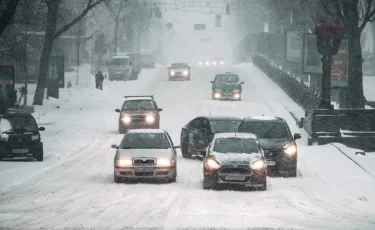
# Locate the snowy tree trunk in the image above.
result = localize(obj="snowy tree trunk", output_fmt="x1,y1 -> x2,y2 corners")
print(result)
33,1 -> 60,105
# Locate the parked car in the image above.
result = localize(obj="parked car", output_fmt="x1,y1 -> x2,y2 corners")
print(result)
211,72 -> 244,100
112,129 -> 179,183
0,112 -> 45,161
203,132 -> 267,190
115,96 -> 162,134
238,116 -> 301,177
180,116 -> 242,158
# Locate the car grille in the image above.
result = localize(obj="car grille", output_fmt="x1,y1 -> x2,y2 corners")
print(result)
131,115 -> 147,121
263,149 -> 282,158
135,172 -> 154,176
133,158 -> 156,165
219,168 -> 250,175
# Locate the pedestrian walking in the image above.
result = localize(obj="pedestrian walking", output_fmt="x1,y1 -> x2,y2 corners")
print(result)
95,71 -> 104,90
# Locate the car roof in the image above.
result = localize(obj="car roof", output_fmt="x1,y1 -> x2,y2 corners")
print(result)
202,116 -> 242,121
214,132 -> 257,139
126,129 -> 166,134
243,116 -> 285,122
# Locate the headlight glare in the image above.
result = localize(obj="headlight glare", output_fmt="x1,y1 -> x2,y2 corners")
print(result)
157,158 -> 173,167
122,116 -> 131,124
233,93 -> 241,99
284,144 -> 297,155
116,159 -> 133,167
170,71 -> 175,76
145,115 -> 155,123
183,70 -> 189,76
221,61 -> 224,65
250,160 -> 265,170
214,92 -> 221,99
206,158 -> 220,170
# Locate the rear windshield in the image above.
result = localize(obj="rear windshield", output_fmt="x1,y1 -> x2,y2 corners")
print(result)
213,137 -> 259,154
210,119 -> 241,133
171,63 -> 189,68
0,116 -> 38,133
109,58 -> 129,66
122,100 -> 155,110
120,133 -> 170,149
215,75 -> 239,83
239,121 -> 290,139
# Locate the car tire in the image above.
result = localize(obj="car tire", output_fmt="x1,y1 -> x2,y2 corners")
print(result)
308,136 -> 312,146
258,181 -> 267,191
114,172 -> 122,183
203,177 -> 216,190
168,173 -> 177,183
287,167 -> 297,177
36,150 -> 44,162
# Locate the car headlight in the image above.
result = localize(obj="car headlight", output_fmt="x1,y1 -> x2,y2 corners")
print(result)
205,61 -> 210,66
183,70 -> 189,76
31,135 -> 40,141
205,158 -> 220,170
284,144 -> 297,156
233,93 -> 241,99
250,160 -> 265,170
122,116 -> 131,124
157,158 -> 174,167
213,61 -> 217,65
115,159 -> 133,167
221,61 -> 224,65
170,71 -> 175,76
214,92 -> 221,99
199,62 -> 202,65
145,115 -> 155,123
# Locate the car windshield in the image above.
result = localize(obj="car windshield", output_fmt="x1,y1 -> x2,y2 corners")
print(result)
215,75 -> 239,83
109,58 -> 128,66
212,137 -> 259,154
171,63 -> 188,68
239,121 -> 290,139
120,133 -> 171,149
0,117 -> 38,133
122,100 -> 155,110
210,119 -> 241,133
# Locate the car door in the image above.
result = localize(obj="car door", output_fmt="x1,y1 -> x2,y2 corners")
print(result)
165,132 -> 176,157
191,118 -> 212,151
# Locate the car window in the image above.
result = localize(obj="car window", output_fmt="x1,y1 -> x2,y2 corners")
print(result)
190,118 -> 202,129
171,63 -> 188,68
122,100 -> 155,110
212,137 -> 259,154
239,121 -> 291,139
215,75 -> 239,83
109,58 -> 129,66
210,119 -> 241,133
0,117 -> 38,133
120,133 -> 171,149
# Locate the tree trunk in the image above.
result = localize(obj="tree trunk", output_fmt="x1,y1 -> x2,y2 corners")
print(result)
76,21 -> 81,85
33,1 -> 60,105
114,20 -> 118,53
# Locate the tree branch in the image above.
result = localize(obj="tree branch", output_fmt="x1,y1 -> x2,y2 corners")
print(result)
359,0 -> 375,32
0,0 -> 22,35
320,0 -> 340,17
52,0 -> 106,40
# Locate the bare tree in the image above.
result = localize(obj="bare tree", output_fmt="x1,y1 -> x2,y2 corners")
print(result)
33,0 -> 108,105
107,0 -> 131,53
321,0 -> 375,108
0,0 -> 22,36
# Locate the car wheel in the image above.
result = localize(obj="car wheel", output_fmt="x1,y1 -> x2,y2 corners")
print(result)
258,181 -> 267,191
203,177 -> 216,190
168,173 -> 177,183
308,136 -> 312,146
287,167 -> 297,177
36,151 -> 44,162
114,172 -> 122,183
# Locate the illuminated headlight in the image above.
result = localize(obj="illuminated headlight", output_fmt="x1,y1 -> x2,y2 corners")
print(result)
31,135 -> 40,141
284,144 -> 297,156
233,93 -> 241,99
199,62 -> 202,65
170,71 -> 175,76
205,61 -> 210,66
115,159 -> 133,167
213,61 -> 217,65
157,158 -> 174,167
214,92 -> 221,99
205,158 -> 220,170
145,115 -> 155,123
250,160 -> 265,170
220,61 -> 224,65
183,70 -> 189,76
122,116 -> 131,124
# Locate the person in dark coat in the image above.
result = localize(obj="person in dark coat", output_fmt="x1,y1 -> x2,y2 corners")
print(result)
95,71 -> 104,90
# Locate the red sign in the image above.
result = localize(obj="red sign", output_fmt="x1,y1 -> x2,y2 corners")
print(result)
331,40 -> 348,88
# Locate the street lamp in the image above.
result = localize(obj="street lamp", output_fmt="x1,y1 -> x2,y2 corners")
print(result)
315,19 -> 345,109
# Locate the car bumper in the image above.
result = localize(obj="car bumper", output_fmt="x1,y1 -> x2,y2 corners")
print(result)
169,74 -> 189,80
212,92 -> 241,100
114,166 -> 176,179
204,168 -> 266,187
265,154 -> 297,171
109,74 -> 130,80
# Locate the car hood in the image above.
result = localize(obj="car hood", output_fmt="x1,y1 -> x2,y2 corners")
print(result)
211,152 -> 262,165
258,138 -> 292,150
121,110 -> 157,115
117,148 -> 173,159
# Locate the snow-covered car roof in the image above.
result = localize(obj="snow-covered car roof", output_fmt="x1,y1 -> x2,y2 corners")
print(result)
126,129 -> 165,134
112,55 -> 130,59
243,116 -> 283,121
124,96 -> 154,101
214,132 -> 257,139
204,116 -> 241,121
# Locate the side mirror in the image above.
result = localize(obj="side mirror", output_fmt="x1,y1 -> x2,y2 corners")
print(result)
158,108 -> 163,112
210,81 -> 213,83
39,127 -> 45,131
240,82 -> 244,84
294,133 -> 302,140
111,144 -> 119,149
115,109 -> 121,113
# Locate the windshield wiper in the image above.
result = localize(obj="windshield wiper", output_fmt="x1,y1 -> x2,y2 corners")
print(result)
2,128 -> 36,134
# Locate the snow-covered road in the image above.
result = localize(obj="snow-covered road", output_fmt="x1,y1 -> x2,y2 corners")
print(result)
1,64 -> 375,230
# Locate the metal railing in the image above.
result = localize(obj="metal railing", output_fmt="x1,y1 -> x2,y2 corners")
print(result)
253,55 -> 321,111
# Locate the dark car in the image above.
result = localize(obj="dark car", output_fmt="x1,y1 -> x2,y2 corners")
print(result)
238,116 -> 301,177
168,63 -> 191,80
203,133 -> 267,190
211,72 -> 244,100
115,96 -> 162,134
0,112 -> 45,161
180,116 -> 242,158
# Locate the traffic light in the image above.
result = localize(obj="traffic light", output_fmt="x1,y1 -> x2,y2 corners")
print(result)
226,4 -> 230,15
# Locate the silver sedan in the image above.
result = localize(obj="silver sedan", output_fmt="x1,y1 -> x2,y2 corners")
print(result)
112,129 -> 179,183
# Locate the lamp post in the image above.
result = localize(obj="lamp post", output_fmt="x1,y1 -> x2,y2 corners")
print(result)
315,19 -> 345,109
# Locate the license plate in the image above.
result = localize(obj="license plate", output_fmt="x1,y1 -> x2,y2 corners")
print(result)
12,149 -> 29,154
225,175 -> 246,181
134,167 -> 154,172
266,161 -> 276,166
